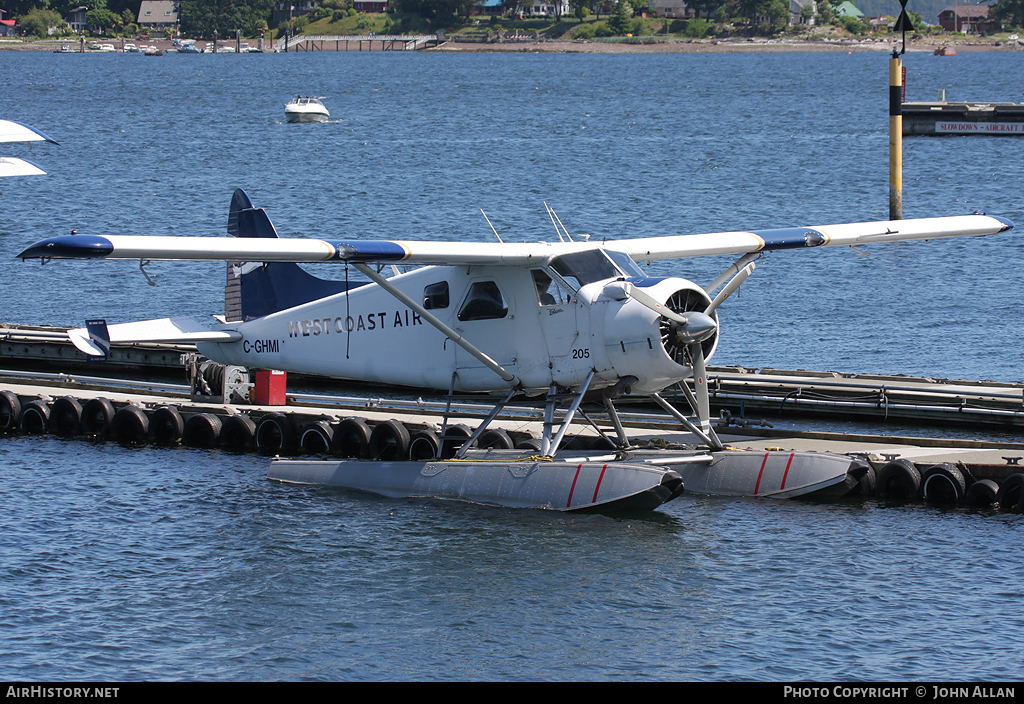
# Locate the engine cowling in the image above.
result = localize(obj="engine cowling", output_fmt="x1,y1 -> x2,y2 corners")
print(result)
600,277 -> 719,394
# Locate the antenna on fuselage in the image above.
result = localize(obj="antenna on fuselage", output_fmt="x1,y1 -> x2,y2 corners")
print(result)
480,209 -> 503,243
544,202 -> 573,243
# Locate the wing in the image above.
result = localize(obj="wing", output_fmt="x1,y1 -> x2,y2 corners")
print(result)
68,317 -> 242,357
0,157 -> 47,177
17,214 -> 1013,265
0,120 -> 58,145
615,215 -> 1014,261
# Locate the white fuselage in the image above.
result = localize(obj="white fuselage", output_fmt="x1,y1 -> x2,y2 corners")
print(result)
200,262 -> 715,395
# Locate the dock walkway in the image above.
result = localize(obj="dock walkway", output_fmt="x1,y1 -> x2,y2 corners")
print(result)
274,34 -> 442,52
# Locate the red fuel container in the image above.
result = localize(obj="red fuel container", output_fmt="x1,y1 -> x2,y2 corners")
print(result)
254,369 -> 287,406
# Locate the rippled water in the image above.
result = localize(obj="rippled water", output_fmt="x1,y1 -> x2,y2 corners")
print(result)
0,49 -> 1022,681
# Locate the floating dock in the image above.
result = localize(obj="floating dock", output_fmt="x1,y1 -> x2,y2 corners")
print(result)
902,100 -> 1024,136
4,325 -> 1021,430
1,364 -> 1023,510
2,323 -> 1022,510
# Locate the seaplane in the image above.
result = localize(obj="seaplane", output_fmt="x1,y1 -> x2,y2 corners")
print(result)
0,120 -> 57,177
16,190 -> 1014,511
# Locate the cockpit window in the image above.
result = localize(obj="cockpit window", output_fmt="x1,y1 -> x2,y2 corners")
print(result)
457,281 -> 508,321
532,269 -> 572,306
423,281 -> 449,310
604,250 -> 646,278
550,250 -> 621,291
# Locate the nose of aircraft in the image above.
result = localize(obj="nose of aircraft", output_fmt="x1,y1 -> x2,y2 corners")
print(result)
669,311 -> 717,345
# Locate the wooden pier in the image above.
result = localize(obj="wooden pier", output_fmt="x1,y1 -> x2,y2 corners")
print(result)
276,34 -> 442,52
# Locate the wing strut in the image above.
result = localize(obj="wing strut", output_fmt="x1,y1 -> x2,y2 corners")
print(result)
351,263 -> 521,389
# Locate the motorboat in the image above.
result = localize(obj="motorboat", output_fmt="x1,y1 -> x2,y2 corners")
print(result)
124,43 -> 140,52
175,40 -> 200,54
285,96 -> 330,123
144,45 -> 162,56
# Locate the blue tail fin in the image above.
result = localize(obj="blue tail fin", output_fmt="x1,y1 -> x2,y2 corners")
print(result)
224,189 -> 357,322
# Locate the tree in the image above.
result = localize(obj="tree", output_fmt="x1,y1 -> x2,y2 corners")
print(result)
87,7 -> 119,34
688,0 -> 726,20
568,0 -> 590,20
19,7 -> 69,37
992,0 -> 1024,28
816,0 -> 836,24
607,0 -> 632,33
178,0 -> 276,38
390,0 -> 475,19
764,0 -> 788,29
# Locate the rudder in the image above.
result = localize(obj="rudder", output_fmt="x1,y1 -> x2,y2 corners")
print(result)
224,189 -> 357,322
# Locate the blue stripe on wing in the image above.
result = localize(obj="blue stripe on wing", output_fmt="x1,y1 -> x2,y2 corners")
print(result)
18,235 -> 114,259
750,227 -> 828,251
329,241 -> 408,261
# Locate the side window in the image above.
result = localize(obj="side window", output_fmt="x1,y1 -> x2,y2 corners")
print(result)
423,281 -> 449,310
457,281 -> 508,321
532,269 -> 572,306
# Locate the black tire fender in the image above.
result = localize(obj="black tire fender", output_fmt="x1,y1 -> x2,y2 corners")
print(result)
965,479 -> 999,508
220,414 -> 257,452
19,399 -> 50,434
440,423 -> 474,459
408,429 -> 440,460
150,406 -> 185,445
996,473 -> 1024,512
81,397 -> 116,438
876,459 -> 921,501
334,417 -> 372,458
369,419 -> 410,461
515,437 -> 543,453
920,462 -> 966,505
183,412 -> 222,449
477,428 -> 514,450
50,396 -> 83,437
300,420 -> 335,456
110,405 -> 150,445
255,412 -> 296,456
0,390 -> 22,433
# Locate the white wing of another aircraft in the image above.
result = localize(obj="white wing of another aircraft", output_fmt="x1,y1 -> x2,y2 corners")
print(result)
1,120 -> 58,177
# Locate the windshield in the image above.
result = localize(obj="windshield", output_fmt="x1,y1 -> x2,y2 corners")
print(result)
549,250 -> 621,291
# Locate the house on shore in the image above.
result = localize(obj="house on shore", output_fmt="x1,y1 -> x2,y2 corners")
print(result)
137,1 -> 179,31
65,6 -> 88,33
0,8 -> 16,37
937,5 -> 999,34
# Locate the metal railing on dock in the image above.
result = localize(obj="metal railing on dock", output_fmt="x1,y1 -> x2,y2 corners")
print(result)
3,324 -> 1022,430
274,34 -> 442,52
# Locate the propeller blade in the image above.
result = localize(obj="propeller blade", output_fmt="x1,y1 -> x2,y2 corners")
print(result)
705,262 -> 755,316
689,339 -> 718,443
615,282 -> 689,325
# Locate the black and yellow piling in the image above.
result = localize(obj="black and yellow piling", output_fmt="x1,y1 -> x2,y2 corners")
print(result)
889,52 -> 903,220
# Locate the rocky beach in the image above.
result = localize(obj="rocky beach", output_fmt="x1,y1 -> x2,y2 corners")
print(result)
4,34 -> 1021,54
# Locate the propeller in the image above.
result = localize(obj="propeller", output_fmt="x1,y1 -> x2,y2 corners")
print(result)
605,263 -> 756,438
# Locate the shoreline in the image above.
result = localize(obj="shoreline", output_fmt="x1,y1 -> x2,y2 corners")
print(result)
4,35 -> 1021,54
431,37 -> 1022,53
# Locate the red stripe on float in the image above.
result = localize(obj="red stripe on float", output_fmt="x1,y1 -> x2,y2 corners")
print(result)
754,452 -> 770,494
780,453 -> 795,490
592,464 -> 608,504
567,463 -> 583,508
